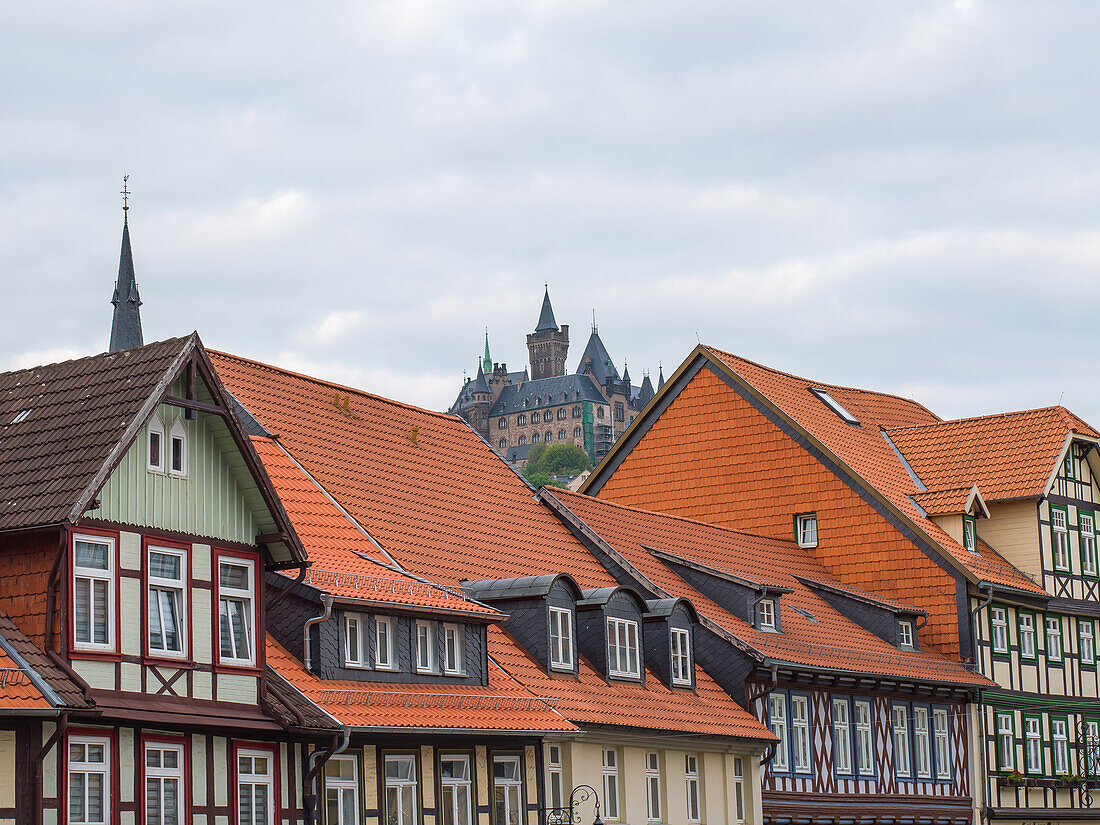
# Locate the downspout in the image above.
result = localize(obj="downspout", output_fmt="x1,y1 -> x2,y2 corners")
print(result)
303,595 -> 333,673
34,710 -> 68,825
304,727 -> 350,825
267,563 -> 308,611
969,584 -> 994,670
44,527 -> 93,703
968,583 -> 994,824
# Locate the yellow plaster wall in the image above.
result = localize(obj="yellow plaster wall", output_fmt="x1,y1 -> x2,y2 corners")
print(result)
979,501 -> 1041,582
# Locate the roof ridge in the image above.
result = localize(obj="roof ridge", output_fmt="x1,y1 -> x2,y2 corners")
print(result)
0,335 -> 192,381
888,405 -> 1086,434
209,349 -> 462,424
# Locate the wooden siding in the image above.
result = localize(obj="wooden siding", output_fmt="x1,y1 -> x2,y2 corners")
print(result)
977,501 -> 1040,584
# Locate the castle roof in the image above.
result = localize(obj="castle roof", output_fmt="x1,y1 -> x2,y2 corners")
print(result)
534,286 -> 559,332
491,373 -> 605,416
576,328 -> 619,384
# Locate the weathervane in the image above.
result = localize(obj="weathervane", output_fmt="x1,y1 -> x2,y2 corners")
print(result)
121,175 -> 131,220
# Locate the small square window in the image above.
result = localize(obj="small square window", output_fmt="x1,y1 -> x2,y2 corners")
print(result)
757,599 -> 777,632
795,514 -> 818,548
898,620 -> 915,650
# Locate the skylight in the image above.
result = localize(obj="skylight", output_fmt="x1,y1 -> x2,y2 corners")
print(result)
809,388 -> 859,425
10,409 -> 31,424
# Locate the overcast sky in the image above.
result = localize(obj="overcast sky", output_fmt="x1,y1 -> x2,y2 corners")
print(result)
2,0 -> 1097,421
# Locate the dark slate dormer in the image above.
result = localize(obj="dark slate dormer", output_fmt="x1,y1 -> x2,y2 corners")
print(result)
796,575 -> 927,651
577,586 -> 648,684
643,598 -> 699,690
462,574 -> 583,677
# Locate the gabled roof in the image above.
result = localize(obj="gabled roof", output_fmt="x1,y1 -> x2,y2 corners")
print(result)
912,485 -> 990,518
535,287 -> 559,332
887,407 -> 1100,503
576,330 -> 620,384
491,374 -> 604,416
545,489 -> 990,687
0,610 -> 90,711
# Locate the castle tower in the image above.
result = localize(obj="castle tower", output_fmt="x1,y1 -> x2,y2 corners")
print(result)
109,177 -> 144,353
526,287 -> 569,380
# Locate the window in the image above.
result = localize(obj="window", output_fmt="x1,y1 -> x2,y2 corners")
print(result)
325,755 -> 359,825
72,535 -> 115,652
645,752 -> 661,822
733,758 -> 745,824
145,741 -> 184,825
384,755 -> 418,825
1065,451 -> 1076,480
218,558 -> 255,666
990,607 -> 1008,654
795,513 -> 818,548
147,546 -> 187,658
1083,512 -> 1098,577
572,406 -> 581,418
443,624 -> 465,675
147,413 -> 165,472
1046,616 -> 1063,662
791,695 -> 811,774
898,620 -> 915,650
573,427 -> 582,438
1019,613 -> 1036,660
769,693 -> 789,772
1052,507 -> 1070,571
1082,620 -> 1097,667
416,621 -> 437,673
855,699 -> 874,776
492,755 -> 522,825
532,433 -> 540,443
517,436 -> 526,446
375,617 -> 397,670
557,408 -> 566,420
996,712 -> 1015,771
498,418 -> 507,429
440,754 -> 472,825
933,708 -> 951,779
169,420 -> 187,476
913,706 -> 932,779
558,429 -> 566,440
548,607 -> 573,671
963,516 -> 977,554
237,748 -> 275,825
546,746 -> 563,810
606,617 -> 640,678
809,387 -> 859,425
601,749 -> 619,821
68,735 -> 111,825
344,614 -> 364,667
670,628 -> 692,686
614,402 -> 624,422
1024,716 -> 1042,774
498,438 -> 507,449
757,599 -> 777,631
892,705 -> 911,779
1053,718 -> 1069,775
517,414 -> 526,426
832,699 -> 853,775
1086,720 -> 1100,778
545,431 -> 552,442
684,755 -> 700,823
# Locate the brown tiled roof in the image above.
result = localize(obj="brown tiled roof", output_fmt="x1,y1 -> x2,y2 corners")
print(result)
0,610 -> 89,710
0,337 -> 193,531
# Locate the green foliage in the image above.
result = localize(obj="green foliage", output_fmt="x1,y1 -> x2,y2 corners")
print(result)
522,443 -> 592,488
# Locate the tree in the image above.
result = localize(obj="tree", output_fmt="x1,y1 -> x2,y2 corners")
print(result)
522,443 -> 592,488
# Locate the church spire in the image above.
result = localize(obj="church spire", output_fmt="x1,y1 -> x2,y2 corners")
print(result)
483,329 -> 492,373
534,285 -> 558,332
109,176 -> 144,353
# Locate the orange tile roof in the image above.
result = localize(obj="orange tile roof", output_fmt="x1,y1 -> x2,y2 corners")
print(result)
887,407 -> 1098,503
911,487 -> 977,516
547,489 -> 989,687
0,646 -> 52,710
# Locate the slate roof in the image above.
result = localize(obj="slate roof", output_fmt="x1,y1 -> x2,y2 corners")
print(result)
534,287 -> 559,332
576,330 -> 620,384
0,610 -> 90,710
0,337 -> 192,531
490,373 -> 605,416
108,219 -> 144,353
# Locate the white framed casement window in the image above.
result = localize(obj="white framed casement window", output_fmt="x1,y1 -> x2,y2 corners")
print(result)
73,535 -> 115,652
1052,718 -> 1070,775
990,607 -> 1009,654
733,758 -> 745,825
1046,616 -> 1063,662
855,699 -> 874,776
684,754 -> 701,823
237,748 -> 275,825
601,749 -> 619,821
416,621 -> 437,673
492,755 -> 523,825
1052,507 -> 1070,571
898,619 -> 915,650
375,616 -> 397,670
1024,716 -> 1043,774
769,693 -> 790,772
670,627 -> 692,686
996,712 -> 1015,772
147,412 -> 165,473
1086,720 -> 1100,778
1019,613 -> 1036,659
440,754 -> 473,825
757,598 -> 777,632
344,613 -> 365,668
933,708 -> 951,779
168,420 -> 188,477
68,734 -> 111,825
1082,512 -> 1098,577
832,699 -> 853,775
384,755 -> 418,825
795,513 -> 818,548
548,607 -> 573,671
546,745 -> 564,810
1082,620 -> 1097,667
147,546 -> 187,659
443,624 -> 465,675
913,706 -> 932,779
325,755 -> 359,825
218,557 -> 255,666
145,741 -> 185,825
962,516 -> 977,554
644,751 -> 662,822
791,695 -> 811,774
892,705 -> 912,779
606,617 -> 640,678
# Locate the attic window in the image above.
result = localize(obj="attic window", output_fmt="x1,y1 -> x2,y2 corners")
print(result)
10,409 -> 31,424
790,605 -> 819,623
147,413 -> 165,473
962,516 -> 977,554
795,513 -> 818,548
757,599 -> 778,632
898,619 -> 915,650
169,420 -> 188,477
809,388 -> 859,425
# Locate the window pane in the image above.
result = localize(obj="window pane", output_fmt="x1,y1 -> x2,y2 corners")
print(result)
220,563 -> 249,590
75,541 -> 109,570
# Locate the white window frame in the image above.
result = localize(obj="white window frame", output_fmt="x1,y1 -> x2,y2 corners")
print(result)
1046,616 -> 1063,662
147,412 -> 165,473
791,695 -> 811,774
898,620 -> 915,650
606,617 -> 641,678
384,754 -> 419,825
769,693 -> 789,772
795,513 -> 818,548
546,745 -> 563,811
1052,508 -> 1070,571
375,616 -> 397,670
1053,718 -> 1070,775
237,747 -> 275,825
933,708 -> 951,779
217,557 -> 255,667
1019,613 -> 1036,659
1082,512 -> 1097,576
1083,620 -> 1097,666
996,712 -> 1015,772
832,698 -> 853,775
1087,719 -> 1100,778
644,751 -> 661,822
416,621 -> 437,673
492,754 -> 523,825
72,534 -> 116,653
144,741 -> 185,825
670,627 -> 692,686
548,607 -> 573,671
440,753 -> 473,825
443,624 -> 465,675
168,419 -> 188,477
147,545 -> 187,659
684,754 -> 700,823
344,613 -> 365,668
68,734 -> 111,825
757,599 -> 777,632
1025,716 -> 1043,775
855,699 -> 874,776
991,607 -> 1008,654
892,705 -> 912,779
913,706 -> 932,779
733,757 -> 745,824
601,749 -> 619,821
324,754 -> 360,825
963,516 -> 977,554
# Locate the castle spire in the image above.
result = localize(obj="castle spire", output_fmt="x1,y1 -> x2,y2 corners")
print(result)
534,285 -> 558,332
483,329 -> 492,373
622,360 -> 631,384
109,176 -> 144,353
657,362 -> 666,390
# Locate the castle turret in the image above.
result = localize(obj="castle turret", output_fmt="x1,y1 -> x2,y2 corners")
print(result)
526,287 -> 569,379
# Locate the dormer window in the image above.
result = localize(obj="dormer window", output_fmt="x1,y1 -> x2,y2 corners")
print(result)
549,607 -> 573,671
375,616 -> 397,670
795,513 -> 818,548
169,420 -> 188,476
670,628 -> 692,686
416,621 -> 437,673
443,624 -> 465,675
607,617 -> 641,678
345,613 -> 365,667
757,599 -> 778,632
147,413 -> 165,472
962,516 -> 977,554
898,619 -> 915,650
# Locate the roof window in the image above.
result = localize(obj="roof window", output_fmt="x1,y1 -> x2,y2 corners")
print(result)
790,605 -> 819,623
809,388 -> 859,425
10,409 -> 31,424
